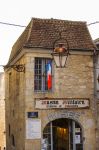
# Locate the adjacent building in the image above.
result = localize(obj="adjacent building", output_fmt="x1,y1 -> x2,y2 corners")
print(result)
0,73 -> 6,150
5,18 -> 97,150
93,38 -> 99,150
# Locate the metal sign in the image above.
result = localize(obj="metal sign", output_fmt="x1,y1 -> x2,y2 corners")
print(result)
27,112 -> 38,118
35,99 -> 89,109
26,119 -> 41,139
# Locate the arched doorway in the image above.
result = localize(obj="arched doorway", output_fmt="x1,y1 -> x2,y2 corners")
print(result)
43,118 -> 83,150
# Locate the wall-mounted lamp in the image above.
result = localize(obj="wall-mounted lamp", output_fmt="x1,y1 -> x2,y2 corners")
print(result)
51,31 -> 70,68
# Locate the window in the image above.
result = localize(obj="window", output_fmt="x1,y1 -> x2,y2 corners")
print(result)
11,134 -> 15,147
8,124 -> 10,137
34,58 -> 52,92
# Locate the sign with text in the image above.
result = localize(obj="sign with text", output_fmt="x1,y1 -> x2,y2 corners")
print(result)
26,119 -> 41,139
35,99 -> 89,109
27,112 -> 38,118
75,135 -> 81,144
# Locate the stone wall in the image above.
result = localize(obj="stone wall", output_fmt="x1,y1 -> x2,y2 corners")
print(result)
24,51 -> 96,150
5,58 -> 25,150
5,50 -> 96,150
0,73 -> 6,150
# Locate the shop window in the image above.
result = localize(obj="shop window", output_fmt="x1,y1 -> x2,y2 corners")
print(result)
34,58 -> 52,92
43,119 -> 83,150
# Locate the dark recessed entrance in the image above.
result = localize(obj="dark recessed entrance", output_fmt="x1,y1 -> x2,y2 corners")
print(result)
43,118 -> 83,150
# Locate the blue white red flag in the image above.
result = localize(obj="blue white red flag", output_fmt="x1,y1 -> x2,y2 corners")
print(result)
46,61 -> 52,89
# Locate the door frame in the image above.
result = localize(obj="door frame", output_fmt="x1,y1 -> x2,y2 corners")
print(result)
43,118 -> 83,150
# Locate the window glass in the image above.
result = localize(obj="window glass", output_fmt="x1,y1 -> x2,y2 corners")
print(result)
34,58 -> 52,92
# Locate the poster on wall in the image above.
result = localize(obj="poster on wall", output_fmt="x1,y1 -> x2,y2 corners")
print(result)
75,135 -> 80,144
41,138 -> 48,150
26,119 -> 41,139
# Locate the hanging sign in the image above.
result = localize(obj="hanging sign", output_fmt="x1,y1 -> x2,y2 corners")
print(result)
26,119 -> 41,139
75,128 -> 81,133
35,99 -> 89,109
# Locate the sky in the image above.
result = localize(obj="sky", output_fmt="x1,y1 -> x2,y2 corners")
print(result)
0,0 -> 99,71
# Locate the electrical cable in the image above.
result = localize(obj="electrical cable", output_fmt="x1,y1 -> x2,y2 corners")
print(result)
0,20 -> 99,27
87,21 -> 99,26
0,21 -> 26,27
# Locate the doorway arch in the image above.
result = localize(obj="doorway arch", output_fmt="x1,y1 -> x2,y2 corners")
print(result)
43,118 -> 83,150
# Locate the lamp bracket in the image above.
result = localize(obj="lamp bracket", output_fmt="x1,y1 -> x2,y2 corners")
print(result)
12,65 -> 25,72
5,64 -> 25,72
53,30 -> 69,51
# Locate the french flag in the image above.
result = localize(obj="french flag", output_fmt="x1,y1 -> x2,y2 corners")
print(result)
47,61 -> 52,90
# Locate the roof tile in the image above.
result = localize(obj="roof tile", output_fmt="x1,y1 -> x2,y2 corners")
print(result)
8,18 -> 96,63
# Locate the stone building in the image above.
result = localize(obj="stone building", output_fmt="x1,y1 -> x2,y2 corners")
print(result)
5,18 -> 97,150
0,73 -> 6,150
93,38 -> 99,150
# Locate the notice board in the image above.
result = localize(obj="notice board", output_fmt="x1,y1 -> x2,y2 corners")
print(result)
26,119 -> 41,139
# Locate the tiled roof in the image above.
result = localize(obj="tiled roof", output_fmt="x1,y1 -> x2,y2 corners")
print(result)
8,18 -> 96,63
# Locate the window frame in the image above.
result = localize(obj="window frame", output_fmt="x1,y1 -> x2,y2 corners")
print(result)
34,57 -> 53,92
